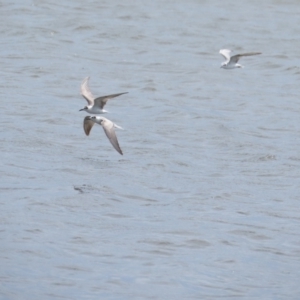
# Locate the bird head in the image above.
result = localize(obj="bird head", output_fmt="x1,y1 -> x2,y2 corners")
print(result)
90,116 -> 103,125
79,106 -> 88,112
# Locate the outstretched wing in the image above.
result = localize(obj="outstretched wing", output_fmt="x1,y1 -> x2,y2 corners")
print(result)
101,118 -> 123,155
83,116 -> 95,136
94,92 -> 128,109
81,77 -> 95,105
219,49 -> 232,63
230,52 -> 261,63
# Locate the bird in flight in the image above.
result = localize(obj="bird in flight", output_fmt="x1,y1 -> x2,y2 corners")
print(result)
83,116 -> 124,155
219,49 -> 261,69
79,77 -> 128,114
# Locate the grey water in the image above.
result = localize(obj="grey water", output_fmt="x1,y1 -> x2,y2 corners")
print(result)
1,0 -> 300,299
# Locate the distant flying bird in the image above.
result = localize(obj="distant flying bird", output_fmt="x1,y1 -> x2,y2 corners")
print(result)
219,49 -> 261,69
79,77 -> 128,114
83,116 -> 124,155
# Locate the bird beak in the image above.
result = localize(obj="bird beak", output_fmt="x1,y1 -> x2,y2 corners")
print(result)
79,108 -> 84,111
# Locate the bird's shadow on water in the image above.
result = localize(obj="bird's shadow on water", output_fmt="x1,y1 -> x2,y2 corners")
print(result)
73,156 -> 132,195
73,182 -> 122,196
77,156 -> 128,164
73,184 -> 106,194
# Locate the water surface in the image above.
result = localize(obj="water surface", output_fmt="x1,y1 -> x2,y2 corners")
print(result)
1,0 -> 300,299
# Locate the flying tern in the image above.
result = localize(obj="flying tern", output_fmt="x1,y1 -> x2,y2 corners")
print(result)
219,49 -> 261,69
83,116 -> 124,155
79,77 -> 128,114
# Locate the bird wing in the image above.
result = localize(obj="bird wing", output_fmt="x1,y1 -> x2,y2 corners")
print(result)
219,49 -> 231,63
83,116 -> 95,136
230,52 -> 261,63
101,118 -> 123,155
81,77 -> 95,105
94,92 -> 128,109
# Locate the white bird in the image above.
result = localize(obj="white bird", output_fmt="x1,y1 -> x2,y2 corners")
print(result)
83,116 -> 124,155
219,49 -> 261,69
79,77 -> 128,114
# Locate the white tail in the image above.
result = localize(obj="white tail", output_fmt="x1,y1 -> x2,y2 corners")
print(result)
114,124 -> 123,130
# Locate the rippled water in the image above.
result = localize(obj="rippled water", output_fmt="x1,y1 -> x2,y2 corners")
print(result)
1,0 -> 300,299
